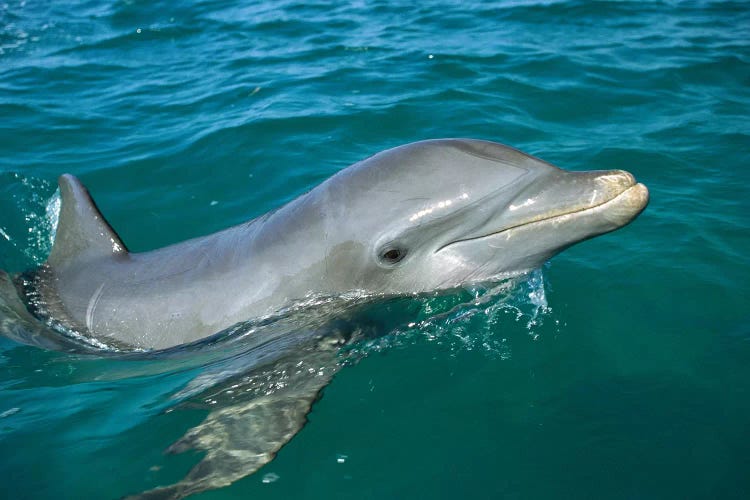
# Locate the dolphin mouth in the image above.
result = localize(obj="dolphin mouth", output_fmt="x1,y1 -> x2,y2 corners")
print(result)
504,182 -> 650,233
438,178 -> 649,252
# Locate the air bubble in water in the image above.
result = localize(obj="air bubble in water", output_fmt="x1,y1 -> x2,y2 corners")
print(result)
261,473 -> 279,484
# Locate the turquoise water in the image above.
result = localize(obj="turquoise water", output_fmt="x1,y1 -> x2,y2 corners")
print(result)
1,0 -> 749,498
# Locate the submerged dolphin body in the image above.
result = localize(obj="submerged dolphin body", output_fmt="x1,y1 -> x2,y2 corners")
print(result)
14,139 -> 648,350
1,139 -> 648,499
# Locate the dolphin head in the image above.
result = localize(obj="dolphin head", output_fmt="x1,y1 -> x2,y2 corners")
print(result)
314,139 -> 648,295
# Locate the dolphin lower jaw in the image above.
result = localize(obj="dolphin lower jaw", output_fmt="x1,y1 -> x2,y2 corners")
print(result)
434,179 -> 649,279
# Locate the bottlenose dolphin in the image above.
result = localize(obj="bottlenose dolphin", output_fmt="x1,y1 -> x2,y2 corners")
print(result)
11,139 -> 648,351
1,139 -> 648,499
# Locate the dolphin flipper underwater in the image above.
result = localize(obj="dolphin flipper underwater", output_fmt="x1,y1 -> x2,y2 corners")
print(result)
129,322 -> 352,500
0,139 -> 648,498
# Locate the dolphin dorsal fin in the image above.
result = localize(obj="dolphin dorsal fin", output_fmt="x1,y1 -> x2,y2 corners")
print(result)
47,174 -> 128,270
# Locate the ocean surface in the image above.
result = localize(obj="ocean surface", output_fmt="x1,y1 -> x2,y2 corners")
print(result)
1,0 -> 749,498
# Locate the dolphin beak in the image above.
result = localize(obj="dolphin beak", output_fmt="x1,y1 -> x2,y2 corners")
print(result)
600,179 -> 649,227
488,168 -> 648,238
560,169 -> 649,226
500,168 -> 649,239
435,168 -> 649,269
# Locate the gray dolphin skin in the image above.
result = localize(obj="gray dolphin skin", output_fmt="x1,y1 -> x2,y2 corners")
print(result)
15,139 -> 648,351
2,139 -> 648,499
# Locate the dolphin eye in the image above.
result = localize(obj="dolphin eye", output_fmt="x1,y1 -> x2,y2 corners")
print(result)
380,247 -> 406,265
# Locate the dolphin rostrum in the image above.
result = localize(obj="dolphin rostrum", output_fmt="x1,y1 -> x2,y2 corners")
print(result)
1,139 -> 648,498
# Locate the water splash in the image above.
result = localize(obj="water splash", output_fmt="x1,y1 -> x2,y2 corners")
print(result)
0,174 -> 59,268
343,269 -> 554,362
44,190 -> 61,249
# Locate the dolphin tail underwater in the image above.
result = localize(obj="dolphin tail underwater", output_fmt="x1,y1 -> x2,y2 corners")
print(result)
0,139 -> 649,499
